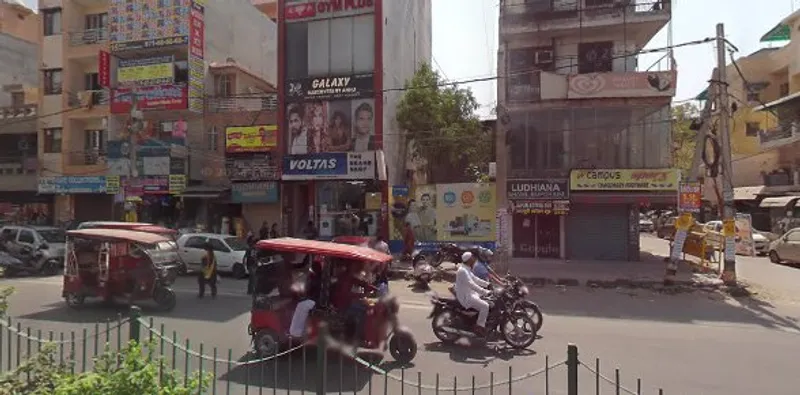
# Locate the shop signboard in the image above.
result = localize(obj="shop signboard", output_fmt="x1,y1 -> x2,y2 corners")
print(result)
567,71 -> 677,99
346,151 -> 376,179
282,152 -> 377,180
225,156 -> 279,181
169,175 -> 187,195
286,74 -> 373,102
231,182 -> 279,204
125,177 -> 169,195
117,56 -> 175,86
187,1 -> 205,113
284,0 -> 375,22
678,182 -> 702,213
509,200 -> 570,215
110,84 -> 188,113
38,176 -> 107,194
225,125 -> 278,153
507,179 -> 568,200
569,169 -> 679,191
436,183 -> 496,242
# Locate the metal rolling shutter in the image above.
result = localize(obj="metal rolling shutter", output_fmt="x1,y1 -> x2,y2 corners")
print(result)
74,195 -> 113,222
566,204 -> 629,261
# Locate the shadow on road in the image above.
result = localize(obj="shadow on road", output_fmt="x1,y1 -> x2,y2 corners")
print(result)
422,340 -> 536,365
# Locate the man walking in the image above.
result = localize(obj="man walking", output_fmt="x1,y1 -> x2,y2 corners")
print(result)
198,243 -> 218,299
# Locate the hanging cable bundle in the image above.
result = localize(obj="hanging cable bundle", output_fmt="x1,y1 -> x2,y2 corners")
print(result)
702,134 -> 721,178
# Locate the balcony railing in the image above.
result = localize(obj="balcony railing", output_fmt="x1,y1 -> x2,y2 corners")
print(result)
67,150 -> 107,166
0,105 -> 37,120
67,90 -> 110,108
206,95 -> 278,113
759,122 -> 800,149
68,28 -> 109,46
501,0 -> 670,32
0,156 -> 37,175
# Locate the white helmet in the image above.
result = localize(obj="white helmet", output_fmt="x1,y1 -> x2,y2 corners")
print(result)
461,251 -> 473,263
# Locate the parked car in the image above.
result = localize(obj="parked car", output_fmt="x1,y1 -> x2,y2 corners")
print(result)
639,214 -> 654,232
768,228 -> 800,264
176,233 -> 249,278
0,225 -> 67,266
752,231 -> 770,256
656,216 -> 677,239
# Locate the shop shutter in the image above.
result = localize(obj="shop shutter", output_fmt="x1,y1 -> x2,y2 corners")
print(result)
74,195 -> 113,222
566,204 -> 629,261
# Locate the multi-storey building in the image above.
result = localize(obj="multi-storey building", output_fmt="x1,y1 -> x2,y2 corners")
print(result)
36,0 -> 277,229
277,0 -> 431,238
0,0 -> 39,43
0,31 -> 41,224
497,0 -> 675,261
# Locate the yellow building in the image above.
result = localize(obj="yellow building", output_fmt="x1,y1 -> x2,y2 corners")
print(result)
0,0 -> 38,43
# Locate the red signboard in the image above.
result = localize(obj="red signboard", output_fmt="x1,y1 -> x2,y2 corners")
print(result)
189,8 -> 204,58
98,50 -> 110,87
285,0 -> 374,20
110,84 -> 188,114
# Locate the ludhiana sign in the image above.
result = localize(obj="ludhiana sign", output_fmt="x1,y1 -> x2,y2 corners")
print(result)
507,179 -> 569,200
286,74 -> 373,102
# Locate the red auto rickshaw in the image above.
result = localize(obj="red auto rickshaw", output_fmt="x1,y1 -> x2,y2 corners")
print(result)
249,237 -> 416,363
62,229 -> 179,311
331,236 -> 374,248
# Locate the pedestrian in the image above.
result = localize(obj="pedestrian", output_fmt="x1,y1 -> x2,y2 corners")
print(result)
245,239 -> 258,295
270,223 -> 280,238
198,242 -> 218,299
302,221 -> 317,240
259,221 -> 269,240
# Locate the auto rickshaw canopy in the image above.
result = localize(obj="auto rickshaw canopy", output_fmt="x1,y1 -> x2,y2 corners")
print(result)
67,228 -> 172,244
255,237 -> 392,263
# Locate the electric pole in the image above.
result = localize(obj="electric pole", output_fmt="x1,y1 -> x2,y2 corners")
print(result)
125,90 -> 143,222
715,23 -> 737,285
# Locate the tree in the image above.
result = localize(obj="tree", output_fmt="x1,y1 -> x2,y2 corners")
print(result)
396,63 -> 492,183
672,102 -> 700,173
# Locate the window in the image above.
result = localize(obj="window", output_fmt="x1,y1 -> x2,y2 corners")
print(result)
577,42 -> 614,73
85,130 -> 106,150
174,61 -> 188,83
158,121 -> 177,140
18,230 -> 35,244
0,228 -> 18,240
214,75 -> 233,97
10,92 -> 24,107
43,69 -> 63,95
85,73 -> 100,91
746,91 -> 760,103
184,236 -> 207,249
85,13 -> 108,29
42,8 -> 62,36
206,126 -> 219,151
208,238 -> 229,252
306,14 -> 375,76
285,22 -> 309,79
585,0 -> 613,6
786,231 -> 800,242
780,83 -> 790,97
745,122 -> 760,137
43,128 -> 62,153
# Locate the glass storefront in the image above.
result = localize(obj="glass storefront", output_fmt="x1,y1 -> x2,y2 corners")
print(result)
316,180 -> 382,238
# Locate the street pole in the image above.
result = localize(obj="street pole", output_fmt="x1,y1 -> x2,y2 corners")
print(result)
715,23 -> 737,285
126,90 -> 143,222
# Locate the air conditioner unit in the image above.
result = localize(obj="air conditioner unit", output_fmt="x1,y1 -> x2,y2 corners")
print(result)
535,50 -> 554,64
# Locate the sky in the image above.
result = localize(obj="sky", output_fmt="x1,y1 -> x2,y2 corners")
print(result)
431,0 -> 798,118
20,0 -> 796,118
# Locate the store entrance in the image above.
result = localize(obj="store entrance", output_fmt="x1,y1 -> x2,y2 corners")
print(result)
512,214 -> 561,259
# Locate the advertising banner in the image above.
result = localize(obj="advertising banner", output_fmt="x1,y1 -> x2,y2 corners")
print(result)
98,50 -> 110,87
187,1 -> 205,113
225,156 -> 279,181
570,169 -> 679,191
110,84 -> 188,113
286,98 -> 376,154
231,182 -> 279,204
281,152 -> 376,180
168,175 -> 186,195
567,71 -> 677,99
509,200 -> 570,215
286,74 -> 374,102
105,176 -> 121,195
38,176 -> 108,194
108,0 -> 191,52
284,0 -> 375,22
125,176 -> 169,195
118,56 -> 175,86
436,183 -> 496,242
735,213 -> 756,257
139,156 -> 171,176
345,151 -> 376,179
678,182 -> 702,213
507,179 -> 569,200
225,125 -> 278,153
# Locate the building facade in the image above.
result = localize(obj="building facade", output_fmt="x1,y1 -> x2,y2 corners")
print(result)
277,0 -> 431,238
36,0 -> 277,229
0,0 -> 39,43
497,0 -> 675,261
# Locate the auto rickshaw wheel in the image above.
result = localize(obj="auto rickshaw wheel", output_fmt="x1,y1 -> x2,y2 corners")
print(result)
388,329 -> 417,364
65,293 -> 85,309
154,287 -> 176,312
253,329 -> 280,358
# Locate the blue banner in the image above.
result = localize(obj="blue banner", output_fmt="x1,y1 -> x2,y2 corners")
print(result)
38,176 -> 108,194
282,153 -> 348,180
231,182 -> 279,203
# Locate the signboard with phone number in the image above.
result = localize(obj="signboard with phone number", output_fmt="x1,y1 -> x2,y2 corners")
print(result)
110,36 -> 189,52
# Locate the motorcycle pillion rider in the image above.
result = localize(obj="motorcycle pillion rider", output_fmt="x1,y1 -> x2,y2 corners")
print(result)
455,251 -> 491,337
472,248 -> 504,284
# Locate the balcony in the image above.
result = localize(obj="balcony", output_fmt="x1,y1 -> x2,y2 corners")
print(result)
68,28 -> 108,46
66,150 -> 107,166
0,105 -> 37,134
500,0 -> 671,44
0,156 -> 38,191
759,122 -> 800,150
206,95 -> 278,113
66,90 -> 110,118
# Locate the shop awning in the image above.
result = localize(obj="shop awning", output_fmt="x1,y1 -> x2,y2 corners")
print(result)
753,91 -> 800,112
760,23 -> 790,42
734,186 -> 765,201
759,196 -> 800,208
179,185 -> 229,199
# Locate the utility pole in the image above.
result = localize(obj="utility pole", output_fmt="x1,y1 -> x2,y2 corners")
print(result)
125,90 -> 143,222
715,23 -> 737,285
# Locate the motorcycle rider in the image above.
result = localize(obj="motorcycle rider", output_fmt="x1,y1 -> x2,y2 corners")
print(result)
472,249 -> 503,284
455,251 -> 491,337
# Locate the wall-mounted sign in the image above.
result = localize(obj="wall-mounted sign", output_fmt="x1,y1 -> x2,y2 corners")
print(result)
125,176 -> 169,195
284,0 -> 374,22
507,179 -> 568,200
509,200 -> 570,215
110,84 -> 188,113
231,182 -> 279,204
567,71 -> 677,99
225,125 -> 278,153
108,0 -> 195,51
38,176 -> 108,194
226,156 -> 279,181
678,182 -> 702,213
570,169 -> 679,191
110,36 -> 189,52
286,73 -> 374,102
118,55 -> 175,86
98,50 -> 110,87
281,151 -> 378,180
187,3 -> 205,114
169,174 -> 187,195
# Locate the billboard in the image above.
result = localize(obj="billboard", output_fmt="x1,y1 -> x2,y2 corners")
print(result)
118,56 -> 175,86
286,99 -> 376,154
284,0 -> 375,22
281,151 -> 377,180
187,1 -> 205,113
110,84 -> 188,113
108,0 -> 192,52
225,125 -> 278,153
569,169 -> 679,191
567,71 -> 677,99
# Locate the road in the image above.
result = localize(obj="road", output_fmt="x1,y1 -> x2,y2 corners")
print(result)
1,274 -> 800,394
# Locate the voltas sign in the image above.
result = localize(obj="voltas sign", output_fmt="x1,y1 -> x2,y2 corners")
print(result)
286,74 -> 373,102
282,153 -> 347,180
285,0 -> 374,21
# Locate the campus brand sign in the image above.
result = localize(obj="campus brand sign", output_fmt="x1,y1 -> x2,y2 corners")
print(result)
506,179 -> 568,200
286,74 -> 373,102
225,125 -> 278,153
110,84 -> 188,113
281,151 -> 377,180
570,169 -> 679,191
284,0 -> 374,22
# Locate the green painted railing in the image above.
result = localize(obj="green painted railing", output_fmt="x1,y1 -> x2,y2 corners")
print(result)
0,307 -> 666,394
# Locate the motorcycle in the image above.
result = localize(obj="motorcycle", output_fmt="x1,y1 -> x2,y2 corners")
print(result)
504,276 -> 544,333
411,249 -> 433,288
432,243 -> 488,268
3,244 -> 60,277
429,284 -> 537,349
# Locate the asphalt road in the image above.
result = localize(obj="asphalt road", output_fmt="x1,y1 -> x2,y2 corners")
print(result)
1,274 -> 800,394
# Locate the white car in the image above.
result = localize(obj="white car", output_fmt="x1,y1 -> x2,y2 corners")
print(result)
176,233 -> 249,277
752,231 -> 770,256
769,228 -> 800,264
0,225 -> 67,265
639,214 -> 654,232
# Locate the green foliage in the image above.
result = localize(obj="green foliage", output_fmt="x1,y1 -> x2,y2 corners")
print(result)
0,341 -> 210,395
0,286 -> 13,316
672,103 -> 700,172
396,63 -> 492,182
